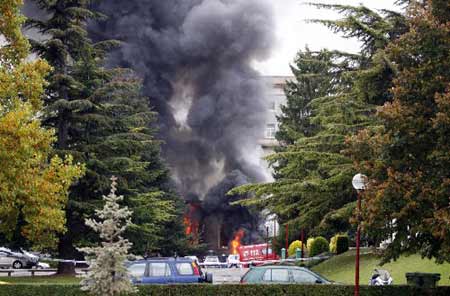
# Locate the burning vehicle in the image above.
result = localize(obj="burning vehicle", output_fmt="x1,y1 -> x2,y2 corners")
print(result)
182,171 -> 270,254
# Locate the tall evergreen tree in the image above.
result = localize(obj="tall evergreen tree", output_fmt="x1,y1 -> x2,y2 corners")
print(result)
347,0 -> 450,263
231,3 -> 407,238
26,0 -> 186,268
276,48 -> 358,146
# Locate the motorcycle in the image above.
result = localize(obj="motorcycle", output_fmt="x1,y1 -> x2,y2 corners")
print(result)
369,269 -> 393,285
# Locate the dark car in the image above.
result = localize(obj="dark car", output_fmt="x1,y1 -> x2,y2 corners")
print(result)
240,264 -> 331,284
126,257 -> 212,284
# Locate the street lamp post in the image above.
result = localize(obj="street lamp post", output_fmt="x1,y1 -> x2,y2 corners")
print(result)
301,229 -> 305,260
352,173 -> 368,296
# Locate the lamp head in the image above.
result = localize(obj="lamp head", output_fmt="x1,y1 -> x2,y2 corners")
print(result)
352,173 -> 368,190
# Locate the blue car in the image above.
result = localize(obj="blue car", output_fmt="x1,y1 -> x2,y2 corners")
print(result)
127,257 -> 213,284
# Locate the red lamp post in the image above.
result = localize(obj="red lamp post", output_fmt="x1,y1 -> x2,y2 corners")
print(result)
352,173 -> 368,296
285,224 -> 289,251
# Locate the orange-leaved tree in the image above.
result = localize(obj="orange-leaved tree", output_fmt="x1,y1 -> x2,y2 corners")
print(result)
0,0 -> 84,250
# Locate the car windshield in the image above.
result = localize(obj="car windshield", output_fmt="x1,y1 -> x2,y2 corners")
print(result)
205,256 -> 218,262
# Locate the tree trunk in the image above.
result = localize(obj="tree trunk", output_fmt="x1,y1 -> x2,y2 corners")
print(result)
57,261 -> 76,275
57,233 -> 77,275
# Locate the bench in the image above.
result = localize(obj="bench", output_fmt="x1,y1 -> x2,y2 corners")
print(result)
30,269 -> 57,276
0,270 -> 14,277
0,268 -> 57,277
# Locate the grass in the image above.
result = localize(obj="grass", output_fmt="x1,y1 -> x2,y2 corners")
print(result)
0,275 -> 80,285
312,249 -> 450,286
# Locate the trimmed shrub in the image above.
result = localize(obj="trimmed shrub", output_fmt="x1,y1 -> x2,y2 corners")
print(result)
309,236 -> 329,257
0,284 -> 450,296
330,234 -> 350,254
288,240 -> 306,257
330,235 -> 338,253
307,237 -> 315,252
336,235 -> 349,254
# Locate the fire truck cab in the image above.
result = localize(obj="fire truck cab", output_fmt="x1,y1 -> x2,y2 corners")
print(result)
238,243 -> 278,267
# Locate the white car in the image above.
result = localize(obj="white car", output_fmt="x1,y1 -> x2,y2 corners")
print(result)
227,254 -> 241,268
0,248 -> 38,269
36,262 -> 51,269
202,256 -> 222,268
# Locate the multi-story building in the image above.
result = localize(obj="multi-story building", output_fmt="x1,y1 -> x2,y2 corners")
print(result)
259,76 -> 294,238
259,75 -> 294,161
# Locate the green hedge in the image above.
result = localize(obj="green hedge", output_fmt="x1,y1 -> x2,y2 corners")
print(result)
330,234 -> 349,255
0,285 -> 449,296
309,236 -> 329,257
288,240 -> 306,257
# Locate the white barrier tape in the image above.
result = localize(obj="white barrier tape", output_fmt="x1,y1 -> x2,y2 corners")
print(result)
199,256 -> 329,267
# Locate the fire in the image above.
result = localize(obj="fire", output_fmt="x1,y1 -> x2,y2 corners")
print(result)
184,203 -> 200,243
184,216 -> 193,235
230,229 -> 245,255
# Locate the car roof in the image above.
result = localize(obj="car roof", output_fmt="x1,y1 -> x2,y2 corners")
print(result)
128,257 -> 193,264
251,265 -> 309,271
247,265 -> 332,282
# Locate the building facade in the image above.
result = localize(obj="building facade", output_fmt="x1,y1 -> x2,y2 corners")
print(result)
259,75 -> 294,163
259,76 -> 294,238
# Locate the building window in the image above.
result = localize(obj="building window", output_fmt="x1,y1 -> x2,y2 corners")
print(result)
265,124 -> 276,139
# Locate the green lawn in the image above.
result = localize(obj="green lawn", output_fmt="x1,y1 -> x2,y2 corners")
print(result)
312,249 -> 450,286
0,275 -> 80,285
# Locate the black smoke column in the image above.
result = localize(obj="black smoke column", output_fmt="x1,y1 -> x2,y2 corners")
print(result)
89,0 -> 275,199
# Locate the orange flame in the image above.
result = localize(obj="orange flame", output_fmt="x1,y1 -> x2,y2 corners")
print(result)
184,216 -> 192,235
230,229 -> 245,255
184,203 -> 200,244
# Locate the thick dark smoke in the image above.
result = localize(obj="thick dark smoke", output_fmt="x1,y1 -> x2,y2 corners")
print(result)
22,0 -> 275,249
89,0 -> 275,199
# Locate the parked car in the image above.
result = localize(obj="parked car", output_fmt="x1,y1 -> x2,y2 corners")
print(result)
240,264 -> 331,284
126,257 -> 212,284
202,256 -> 223,268
0,248 -> 38,269
184,256 -> 200,265
227,254 -> 241,268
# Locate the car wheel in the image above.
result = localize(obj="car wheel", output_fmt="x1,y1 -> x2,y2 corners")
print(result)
12,261 -> 23,269
205,272 -> 213,283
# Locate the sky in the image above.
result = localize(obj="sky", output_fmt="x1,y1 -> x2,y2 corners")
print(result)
254,0 -> 401,76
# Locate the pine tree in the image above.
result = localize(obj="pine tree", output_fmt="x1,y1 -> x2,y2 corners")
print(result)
231,3 -> 407,237
307,2 -> 408,57
276,48 -> 358,145
0,0 -> 83,250
79,176 -> 135,296
26,0 -> 186,266
347,0 -> 450,263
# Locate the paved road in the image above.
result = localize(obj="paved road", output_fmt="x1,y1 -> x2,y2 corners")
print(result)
203,267 -> 249,284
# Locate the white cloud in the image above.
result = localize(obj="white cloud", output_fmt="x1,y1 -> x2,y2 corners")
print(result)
255,0 -> 401,76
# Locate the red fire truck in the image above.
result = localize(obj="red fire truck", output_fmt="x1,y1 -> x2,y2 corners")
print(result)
237,243 -> 278,267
